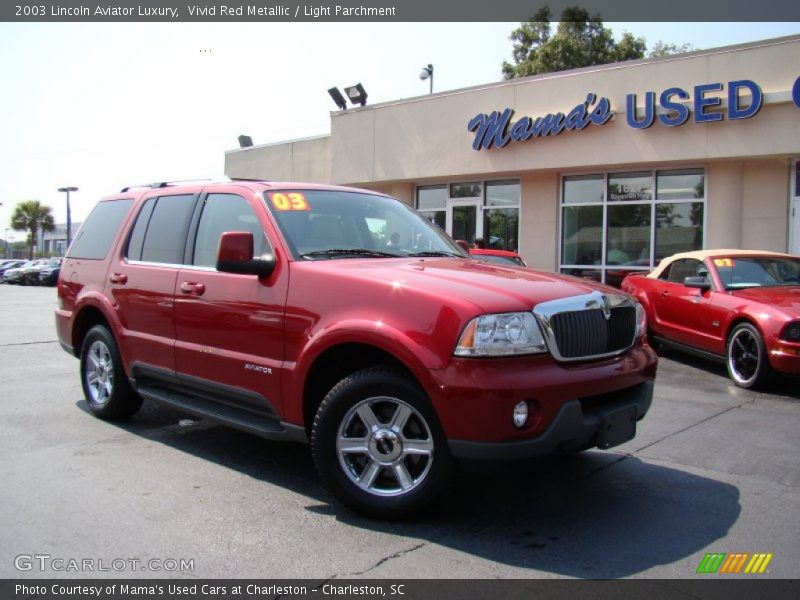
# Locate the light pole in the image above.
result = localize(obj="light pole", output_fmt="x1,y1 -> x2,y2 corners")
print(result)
58,186 -> 78,251
4,228 -> 8,259
419,64 -> 433,94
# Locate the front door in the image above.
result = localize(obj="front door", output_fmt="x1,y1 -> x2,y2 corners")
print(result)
447,199 -> 482,245
173,189 -> 287,418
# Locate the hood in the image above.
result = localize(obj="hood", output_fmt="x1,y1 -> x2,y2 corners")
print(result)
314,257 -> 624,313
731,286 -> 800,317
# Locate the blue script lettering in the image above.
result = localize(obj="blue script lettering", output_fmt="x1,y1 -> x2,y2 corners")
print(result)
467,93 -> 612,151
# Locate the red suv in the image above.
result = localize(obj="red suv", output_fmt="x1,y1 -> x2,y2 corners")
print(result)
56,179 -> 657,517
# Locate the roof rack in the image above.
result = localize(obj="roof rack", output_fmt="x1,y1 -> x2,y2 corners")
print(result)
120,176 -> 270,193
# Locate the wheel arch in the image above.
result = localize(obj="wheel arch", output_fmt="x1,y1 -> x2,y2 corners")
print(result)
300,342 -> 421,437
71,303 -> 114,359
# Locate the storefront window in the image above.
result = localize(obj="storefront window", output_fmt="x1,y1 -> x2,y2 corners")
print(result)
563,174 -> 603,204
484,208 -> 519,251
607,204 -> 651,265
655,202 -> 704,261
486,180 -> 520,207
417,185 -> 446,231
560,168 -> 705,286
562,205 -> 602,265
449,182 -> 482,198
656,168 -> 705,200
608,172 -> 652,202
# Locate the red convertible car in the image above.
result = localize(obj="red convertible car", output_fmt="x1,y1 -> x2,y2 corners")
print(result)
621,249 -> 800,389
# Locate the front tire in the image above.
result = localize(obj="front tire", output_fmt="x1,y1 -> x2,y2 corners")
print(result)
726,322 -> 774,390
311,367 -> 453,519
80,325 -> 142,419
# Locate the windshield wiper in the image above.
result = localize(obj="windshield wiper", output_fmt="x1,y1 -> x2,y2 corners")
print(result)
301,248 -> 399,259
407,251 -> 462,257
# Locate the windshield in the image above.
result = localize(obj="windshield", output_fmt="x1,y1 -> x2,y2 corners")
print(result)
264,190 -> 466,260
715,256 -> 800,289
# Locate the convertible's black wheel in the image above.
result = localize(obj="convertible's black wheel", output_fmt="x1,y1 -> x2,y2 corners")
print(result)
311,367 -> 453,519
80,325 -> 142,419
726,322 -> 774,390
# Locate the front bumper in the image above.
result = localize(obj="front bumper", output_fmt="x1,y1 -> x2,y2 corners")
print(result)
448,379 -> 654,460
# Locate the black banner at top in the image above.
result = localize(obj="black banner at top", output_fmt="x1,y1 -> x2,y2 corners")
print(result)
3,0 -> 800,22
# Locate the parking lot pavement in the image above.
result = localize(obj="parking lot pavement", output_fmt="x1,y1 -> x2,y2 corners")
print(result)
1,284 -> 798,579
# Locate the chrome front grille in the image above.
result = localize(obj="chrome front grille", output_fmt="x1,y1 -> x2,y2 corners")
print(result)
533,291 -> 637,362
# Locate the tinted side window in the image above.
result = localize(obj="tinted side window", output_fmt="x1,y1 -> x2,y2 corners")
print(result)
193,194 -> 269,267
125,198 -> 156,261
140,194 -> 196,264
68,199 -> 133,260
667,259 -> 703,284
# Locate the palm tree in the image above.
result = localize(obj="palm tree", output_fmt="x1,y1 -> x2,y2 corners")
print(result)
10,200 -> 55,259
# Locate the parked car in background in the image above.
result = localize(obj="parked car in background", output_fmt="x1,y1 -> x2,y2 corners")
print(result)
18,258 -> 51,285
3,260 -> 38,284
38,258 -> 63,286
621,249 -> 800,389
469,248 -> 527,267
0,260 -> 26,283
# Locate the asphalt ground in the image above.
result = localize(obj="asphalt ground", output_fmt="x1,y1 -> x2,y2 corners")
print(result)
1,284 -> 798,580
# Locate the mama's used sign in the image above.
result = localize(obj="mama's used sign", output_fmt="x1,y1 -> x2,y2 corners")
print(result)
468,77 -> 799,151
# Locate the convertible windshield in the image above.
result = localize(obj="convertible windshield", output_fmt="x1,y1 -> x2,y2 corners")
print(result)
264,190 -> 466,260
715,256 -> 800,289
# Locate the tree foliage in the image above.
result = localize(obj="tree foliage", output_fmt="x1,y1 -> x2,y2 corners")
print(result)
10,200 -> 55,259
502,6 -> 690,79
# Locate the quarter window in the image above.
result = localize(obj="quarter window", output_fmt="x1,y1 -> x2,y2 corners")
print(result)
68,199 -> 133,260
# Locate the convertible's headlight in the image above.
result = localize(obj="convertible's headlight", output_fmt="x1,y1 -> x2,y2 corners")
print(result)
455,312 -> 547,357
634,299 -> 647,339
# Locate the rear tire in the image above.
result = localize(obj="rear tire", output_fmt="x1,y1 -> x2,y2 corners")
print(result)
726,322 -> 774,390
80,325 -> 142,419
311,367 -> 453,519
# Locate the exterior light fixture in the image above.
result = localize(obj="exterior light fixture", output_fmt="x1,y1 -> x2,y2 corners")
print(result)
419,64 -> 433,94
343,83 -> 368,107
238,135 -> 254,148
328,87 -> 348,111
57,186 -> 78,250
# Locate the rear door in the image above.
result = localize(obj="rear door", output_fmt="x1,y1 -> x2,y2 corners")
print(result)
108,191 -> 199,374
173,187 -> 288,419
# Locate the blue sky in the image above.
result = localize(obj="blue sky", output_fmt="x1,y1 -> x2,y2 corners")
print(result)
0,21 -> 798,235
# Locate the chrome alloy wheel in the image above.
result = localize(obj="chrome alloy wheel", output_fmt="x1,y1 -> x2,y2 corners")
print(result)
336,397 -> 434,497
728,326 -> 761,386
85,340 -> 115,405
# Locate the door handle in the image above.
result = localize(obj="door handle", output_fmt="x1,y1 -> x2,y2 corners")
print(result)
109,273 -> 128,284
180,281 -> 205,296
660,290 -> 669,297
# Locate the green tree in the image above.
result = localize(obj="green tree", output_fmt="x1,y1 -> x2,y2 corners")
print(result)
502,6 -> 689,79
10,200 -> 55,259
649,41 -> 695,58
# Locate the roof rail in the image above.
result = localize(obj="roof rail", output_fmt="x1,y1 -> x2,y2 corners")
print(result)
119,176 -> 271,193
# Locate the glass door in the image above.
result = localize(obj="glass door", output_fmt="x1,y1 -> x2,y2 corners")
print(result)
447,199 -> 482,245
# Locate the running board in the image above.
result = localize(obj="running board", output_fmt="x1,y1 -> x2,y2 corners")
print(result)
134,381 -> 308,443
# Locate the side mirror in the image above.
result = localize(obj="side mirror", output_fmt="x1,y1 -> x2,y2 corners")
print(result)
684,276 -> 711,290
216,231 -> 276,278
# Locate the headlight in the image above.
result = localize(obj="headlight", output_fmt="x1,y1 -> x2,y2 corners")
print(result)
634,299 -> 647,339
780,322 -> 800,342
454,312 -> 547,357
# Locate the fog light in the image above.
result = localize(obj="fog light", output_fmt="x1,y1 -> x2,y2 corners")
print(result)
512,401 -> 529,429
